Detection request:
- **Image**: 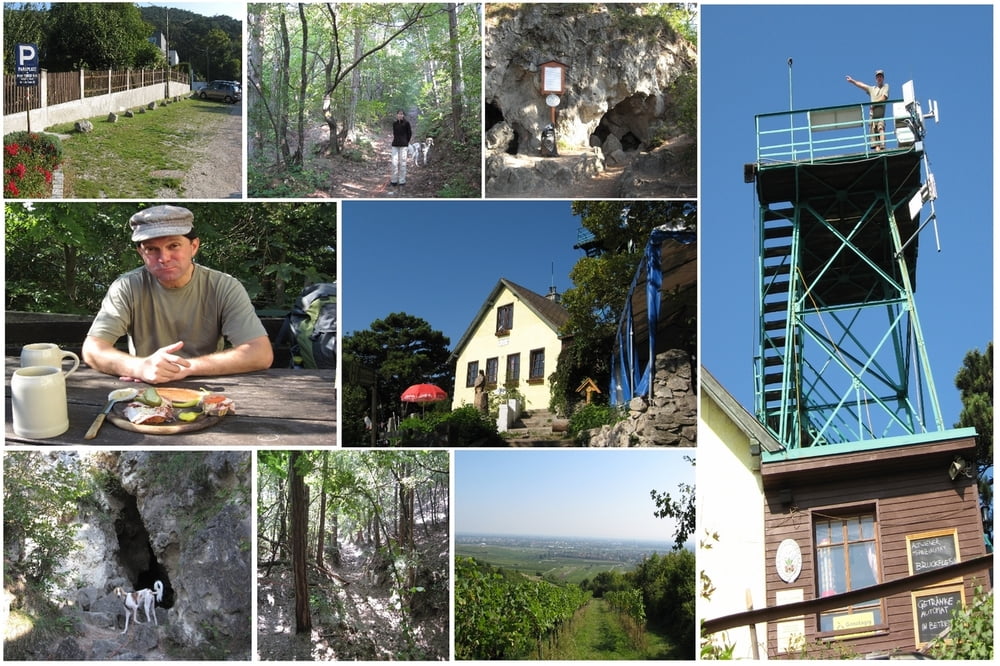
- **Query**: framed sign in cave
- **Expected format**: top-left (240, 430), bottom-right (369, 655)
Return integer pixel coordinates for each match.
top-left (539, 60), bottom-right (568, 94)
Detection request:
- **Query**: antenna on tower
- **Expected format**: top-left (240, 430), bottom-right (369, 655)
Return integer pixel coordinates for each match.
top-left (787, 57), bottom-right (794, 111)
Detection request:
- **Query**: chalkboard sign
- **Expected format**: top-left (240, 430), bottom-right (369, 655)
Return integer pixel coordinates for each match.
top-left (906, 529), bottom-right (959, 575)
top-left (911, 586), bottom-right (964, 646)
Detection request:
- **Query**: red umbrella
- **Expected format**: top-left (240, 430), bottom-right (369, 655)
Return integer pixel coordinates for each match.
top-left (400, 383), bottom-right (448, 403)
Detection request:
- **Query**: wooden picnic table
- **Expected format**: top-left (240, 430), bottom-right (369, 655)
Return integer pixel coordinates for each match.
top-left (5, 357), bottom-right (336, 446)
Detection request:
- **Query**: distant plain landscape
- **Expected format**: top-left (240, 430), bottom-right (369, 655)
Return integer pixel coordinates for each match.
top-left (455, 534), bottom-right (676, 584)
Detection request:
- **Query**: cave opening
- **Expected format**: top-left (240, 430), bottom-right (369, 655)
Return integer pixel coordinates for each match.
top-left (596, 93), bottom-right (658, 153)
top-left (115, 489), bottom-right (174, 609)
top-left (485, 101), bottom-right (519, 154)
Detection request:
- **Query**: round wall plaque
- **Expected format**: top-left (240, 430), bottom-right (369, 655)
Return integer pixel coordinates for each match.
top-left (545, 93), bottom-right (561, 108)
top-left (776, 538), bottom-right (802, 583)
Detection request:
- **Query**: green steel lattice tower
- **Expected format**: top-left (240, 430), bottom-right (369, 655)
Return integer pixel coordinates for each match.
top-left (747, 85), bottom-right (944, 451)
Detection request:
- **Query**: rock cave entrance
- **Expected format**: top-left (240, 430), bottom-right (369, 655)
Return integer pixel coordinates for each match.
top-left (594, 93), bottom-right (659, 154)
top-left (485, 101), bottom-right (519, 154)
top-left (115, 489), bottom-right (174, 608)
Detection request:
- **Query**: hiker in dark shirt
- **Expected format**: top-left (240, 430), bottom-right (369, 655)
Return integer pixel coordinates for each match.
top-left (390, 109), bottom-right (412, 186)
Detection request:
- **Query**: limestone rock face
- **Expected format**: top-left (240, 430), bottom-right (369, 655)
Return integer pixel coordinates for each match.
top-left (41, 451), bottom-right (251, 659)
top-left (117, 451), bottom-right (251, 654)
top-left (485, 4), bottom-right (695, 155)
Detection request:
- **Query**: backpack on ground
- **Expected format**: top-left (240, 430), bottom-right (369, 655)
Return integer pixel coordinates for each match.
top-left (278, 282), bottom-right (337, 369)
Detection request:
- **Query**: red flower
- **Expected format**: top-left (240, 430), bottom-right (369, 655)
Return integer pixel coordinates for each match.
top-left (11, 163), bottom-right (27, 179)
top-left (5, 181), bottom-right (20, 196)
top-left (4, 144), bottom-right (19, 156)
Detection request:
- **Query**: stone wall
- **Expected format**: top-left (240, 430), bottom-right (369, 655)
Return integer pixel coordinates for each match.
top-left (586, 349), bottom-right (697, 447)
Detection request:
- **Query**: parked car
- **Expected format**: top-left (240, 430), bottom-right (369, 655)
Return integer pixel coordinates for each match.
top-left (199, 81), bottom-right (241, 104)
top-left (209, 79), bottom-right (242, 92)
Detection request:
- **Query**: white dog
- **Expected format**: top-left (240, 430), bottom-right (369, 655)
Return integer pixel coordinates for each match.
top-left (408, 137), bottom-right (434, 166)
top-left (116, 580), bottom-right (164, 634)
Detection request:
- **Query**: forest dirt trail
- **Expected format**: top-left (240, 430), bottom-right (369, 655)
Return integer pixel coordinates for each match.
top-left (257, 526), bottom-right (449, 661)
top-left (299, 125), bottom-right (475, 199)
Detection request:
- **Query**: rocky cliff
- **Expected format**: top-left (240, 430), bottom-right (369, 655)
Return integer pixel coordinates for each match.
top-left (485, 4), bottom-right (696, 196)
top-left (49, 451), bottom-right (252, 660)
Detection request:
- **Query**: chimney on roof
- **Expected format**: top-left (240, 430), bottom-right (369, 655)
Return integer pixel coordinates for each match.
top-left (546, 285), bottom-right (561, 303)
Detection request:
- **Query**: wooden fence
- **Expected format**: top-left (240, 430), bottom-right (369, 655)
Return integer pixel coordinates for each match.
top-left (3, 67), bottom-right (189, 116)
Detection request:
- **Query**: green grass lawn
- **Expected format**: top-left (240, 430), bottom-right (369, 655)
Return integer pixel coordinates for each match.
top-left (541, 599), bottom-right (676, 660)
top-left (47, 97), bottom-right (235, 198)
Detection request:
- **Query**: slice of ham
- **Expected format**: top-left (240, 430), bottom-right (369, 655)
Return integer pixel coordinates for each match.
top-left (123, 401), bottom-right (176, 425)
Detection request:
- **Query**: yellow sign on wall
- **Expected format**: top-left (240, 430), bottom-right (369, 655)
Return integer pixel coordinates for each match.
top-left (832, 611), bottom-right (877, 639)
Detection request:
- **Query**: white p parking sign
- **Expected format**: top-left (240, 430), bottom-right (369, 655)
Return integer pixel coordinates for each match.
top-left (16, 43), bottom-right (39, 87)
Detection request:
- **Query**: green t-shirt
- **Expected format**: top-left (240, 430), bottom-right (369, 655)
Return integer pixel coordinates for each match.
top-left (87, 264), bottom-right (267, 358)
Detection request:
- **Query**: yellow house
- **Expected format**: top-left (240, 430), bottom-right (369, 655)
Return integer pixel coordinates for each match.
top-left (450, 278), bottom-right (569, 412)
top-left (699, 367), bottom-right (774, 659)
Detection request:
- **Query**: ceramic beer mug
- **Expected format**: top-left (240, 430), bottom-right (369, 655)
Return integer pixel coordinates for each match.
top-left (11, 366), bottom-right (71, 439)
top-left (20, 343), bottom-right (80, 377)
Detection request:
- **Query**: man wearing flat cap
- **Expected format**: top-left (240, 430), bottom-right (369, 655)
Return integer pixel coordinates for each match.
top-left (82, 205), bottom-right (274, 384)
top-left (846, 69), bottom-right (889, 151)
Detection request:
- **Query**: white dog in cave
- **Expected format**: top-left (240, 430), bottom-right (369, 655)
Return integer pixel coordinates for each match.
top-left (116, 580), bottom-right (164, 634)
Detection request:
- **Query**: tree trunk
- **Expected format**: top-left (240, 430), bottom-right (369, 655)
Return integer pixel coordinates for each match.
top-left (276, 7), bottom-right (292, 165)
top-left (293, 2), bottom-right (309, 166)
top-left (315, 450), bottom-right (328, 568)
top-left (331, 512), bottom-right (341, 566)
top-left (448, 3), bottom-right (465, 142)
top-left (347, 22), bottom-right (363, 139)
top-left (289, 451), bottom-right (312, 633)
top-left (247, 7), bottom-right (264, 159)
top-left (277, 474), bottom-right (288, 560)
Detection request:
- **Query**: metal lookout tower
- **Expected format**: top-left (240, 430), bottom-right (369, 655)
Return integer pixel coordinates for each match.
top-left (745, 80), bottom-right (944, 452)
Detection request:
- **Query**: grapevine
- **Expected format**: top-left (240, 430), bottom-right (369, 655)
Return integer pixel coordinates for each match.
top-left (455, 557), bottom-right (591, 659)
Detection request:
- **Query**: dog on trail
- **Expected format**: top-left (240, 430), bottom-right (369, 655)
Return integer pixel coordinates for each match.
top-left (408, 137), bottom-right (434, 166)
top-left (116, 580), bottom-right (164, 634)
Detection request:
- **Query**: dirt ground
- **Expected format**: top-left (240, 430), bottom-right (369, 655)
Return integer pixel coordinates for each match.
top-left (261, 123), bottom-right (480, 199)
top-left (257, 526), bottom-right (449, 661)
top-left (176, 101), bottom-right (243, 199)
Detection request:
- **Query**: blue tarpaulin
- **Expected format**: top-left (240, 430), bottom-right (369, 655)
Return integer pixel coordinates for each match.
top-left (610, 227), bottom-right (695, 405)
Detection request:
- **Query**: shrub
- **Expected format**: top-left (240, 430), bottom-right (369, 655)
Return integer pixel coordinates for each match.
top-left (3, 131), bottom-right (64, 198)
top-left (567, 403), bottom-right (623, 442)
top-left (928, 584), bottom-right (993, 660)
top-left (396, 405), bottom-right (500, 446)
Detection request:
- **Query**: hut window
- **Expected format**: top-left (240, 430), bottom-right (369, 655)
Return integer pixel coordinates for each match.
top-left (814, 510), bottom-right (884, 633)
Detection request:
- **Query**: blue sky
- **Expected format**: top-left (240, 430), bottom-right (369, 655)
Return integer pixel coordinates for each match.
top-left (341, 201), bottom-right (589, 349)
top-left (700, 4), bottom-right (993, 429)
top-left (455, 449), bottom-right (695, 543)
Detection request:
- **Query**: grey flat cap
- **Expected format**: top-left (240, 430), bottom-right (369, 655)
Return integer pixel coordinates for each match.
top-left (130, 205), bottom-right (194, 242)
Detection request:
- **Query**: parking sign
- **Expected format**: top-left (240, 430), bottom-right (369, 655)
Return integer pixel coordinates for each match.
top-left (16, 43), bottom-right (39, 87)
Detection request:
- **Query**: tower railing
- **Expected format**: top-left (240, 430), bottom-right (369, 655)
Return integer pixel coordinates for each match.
top-left (755, 98), bottom-right (909, 165)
